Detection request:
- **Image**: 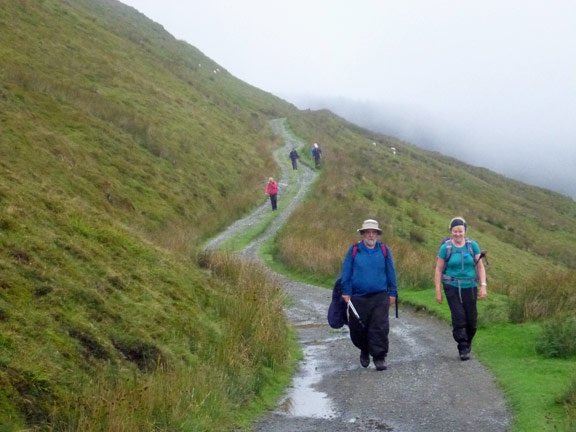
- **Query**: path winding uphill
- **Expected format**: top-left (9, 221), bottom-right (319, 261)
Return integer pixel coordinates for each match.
top-left (204, 118), bottom-right (314, 254)
top-left (208, 119), bottom-right (511, 432)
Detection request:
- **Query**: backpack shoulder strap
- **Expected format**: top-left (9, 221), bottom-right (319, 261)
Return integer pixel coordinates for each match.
top-left (352, 241), bottom-right (360, 259)
top-left (380, 243), bottom-right (387, 258)
top-left (444, 239), bottom-right (453, 260)
top-left (465, 238), bottom-right (474, 256)
top-left (442, 239), bottom-right (452, 275)
top-left (352, 241), bottom-right (388, 259)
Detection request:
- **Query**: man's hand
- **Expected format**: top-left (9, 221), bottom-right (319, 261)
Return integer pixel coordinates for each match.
top-left (342, 295), bottom-right (350, 303)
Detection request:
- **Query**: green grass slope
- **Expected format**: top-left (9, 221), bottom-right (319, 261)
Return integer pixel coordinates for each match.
top-left (0, 0), bottom-right (298, 429)
top-left (275, 110), bottom-right (576, 430)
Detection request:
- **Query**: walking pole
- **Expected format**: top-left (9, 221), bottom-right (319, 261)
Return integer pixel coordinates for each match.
top-left (474, 250), bottom-right (488, 266)
top-left (347, 300), bottom-right (366, 328)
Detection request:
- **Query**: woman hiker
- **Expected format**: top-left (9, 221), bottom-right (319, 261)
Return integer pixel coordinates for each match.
top-left (264, 177), bottom-right (278, 210)
top-left (434, 216), bottom-right (487, 360)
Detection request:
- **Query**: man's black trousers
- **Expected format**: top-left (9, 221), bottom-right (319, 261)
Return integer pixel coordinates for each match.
top-left (348, 291), bottom-right (390, 360)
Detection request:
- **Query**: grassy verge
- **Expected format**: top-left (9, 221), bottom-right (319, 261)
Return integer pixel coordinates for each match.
top-left (177, 252), bottom-right (302, 431)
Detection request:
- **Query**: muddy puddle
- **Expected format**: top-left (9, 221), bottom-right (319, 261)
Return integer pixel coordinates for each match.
top-left (277, 345), bottom-right (337, 419)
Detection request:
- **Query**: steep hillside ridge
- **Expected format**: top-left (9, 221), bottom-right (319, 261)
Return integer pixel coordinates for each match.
top-left (0, 0), bottom-right (296, 429)
top-left (0, 0), bottom-right (294, 246)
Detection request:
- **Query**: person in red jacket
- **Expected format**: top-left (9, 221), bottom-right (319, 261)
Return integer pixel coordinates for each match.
top-left (265, 177), bottom-right (278, 210)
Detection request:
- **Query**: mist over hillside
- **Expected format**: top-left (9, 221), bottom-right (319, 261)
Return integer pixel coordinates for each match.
top-left (286, 95), bottom-right (576, 200)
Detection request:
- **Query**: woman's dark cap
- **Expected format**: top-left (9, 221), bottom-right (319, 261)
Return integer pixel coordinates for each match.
top-left (449, 217), bottom-right (467, 231)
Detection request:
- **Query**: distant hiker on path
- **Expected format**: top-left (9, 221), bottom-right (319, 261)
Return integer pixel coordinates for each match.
top-left (264, 177), bottom-right (278, 211)
top-left (434, 216), bottom-right (487, 361)
top-left (311, 142), bottom-right (322, 168)
top-left (340, 219), bottom-right (398, 371)
top-left (289, 148), bottom-right (300, 170)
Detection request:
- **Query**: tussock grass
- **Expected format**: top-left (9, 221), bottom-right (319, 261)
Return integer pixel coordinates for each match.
top-left (536, 316), bottom-right (576, 358)
top-left (388, 239), bottom-right (433, 290)
top-left (559, 378), bottom-right (576, 427)
top-left (2, 251), bottom-right (294, 431)
top-left (509, 269), bottom-right (576, 323)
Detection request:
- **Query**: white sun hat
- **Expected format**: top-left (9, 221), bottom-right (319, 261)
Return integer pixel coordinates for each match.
top-left (357, 219), bottom-right (382, 234)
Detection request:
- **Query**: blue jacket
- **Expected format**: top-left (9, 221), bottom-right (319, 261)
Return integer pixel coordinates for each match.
top-left (341, 241), bottom-right (397, 298)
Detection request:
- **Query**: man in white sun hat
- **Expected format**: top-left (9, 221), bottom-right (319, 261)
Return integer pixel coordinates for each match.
top-left (340, 219), bottom-right (398, 371)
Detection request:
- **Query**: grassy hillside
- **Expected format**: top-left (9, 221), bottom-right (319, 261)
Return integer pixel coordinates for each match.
top-left (278, 110), bottom-right (576, 289)
top-left (0, 0), bottom-right (298, 429)
top-left (274, 110), bottom-right (576, 430)
top-left (1, 0), bottom-right (295, 246)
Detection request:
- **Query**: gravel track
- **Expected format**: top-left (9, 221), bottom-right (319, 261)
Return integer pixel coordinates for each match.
top-left (206, 119), bottom-right (511, 432)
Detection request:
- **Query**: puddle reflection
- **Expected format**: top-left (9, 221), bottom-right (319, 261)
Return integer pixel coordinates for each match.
top-left (278, 345), bottom-right (337, 418)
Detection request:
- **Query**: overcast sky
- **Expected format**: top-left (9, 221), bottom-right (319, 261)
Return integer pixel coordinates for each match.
top-left (121, 0), bottom-right (576, 199)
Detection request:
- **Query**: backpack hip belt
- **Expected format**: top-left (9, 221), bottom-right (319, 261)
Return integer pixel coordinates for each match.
top-left (442, 275), bottom-right (477, 303)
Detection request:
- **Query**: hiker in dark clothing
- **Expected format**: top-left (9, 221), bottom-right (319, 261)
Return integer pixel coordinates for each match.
top-left (264, 177), bottom-right (278, 210)
top-left (312, 142), bottom-right (322, 168)
top-left (341, 219), bottom-right (397, 371)
top-left (289, 148), bottom-right (299, 170)
top-left (434, 217), bottom-right (487, 361)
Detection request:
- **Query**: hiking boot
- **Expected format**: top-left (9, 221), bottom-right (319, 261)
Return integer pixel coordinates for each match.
top-left (459, 351), bottom-right (470, 361)
top-left (360, 351), bottom-right (370, 368)
top-left (374, 357), bottom-right (387, 371)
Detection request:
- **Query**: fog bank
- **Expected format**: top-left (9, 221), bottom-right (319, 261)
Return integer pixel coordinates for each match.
top-left (120, 0), bottom-right (576, 199)
top-left (286, 95), bottom-right (576, 199)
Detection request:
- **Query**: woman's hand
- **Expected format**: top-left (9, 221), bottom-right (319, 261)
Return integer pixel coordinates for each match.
top-left (434, 258), bottom-right (444, 304)
top-left (435, 290), bottom-right (443, 304)
top-left (479, 285), bottom-right (487, 298)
